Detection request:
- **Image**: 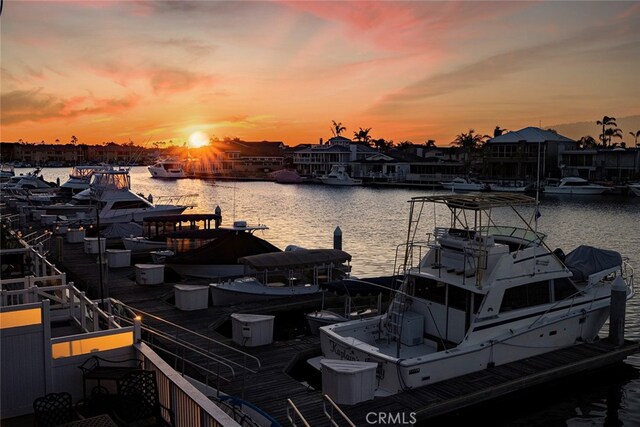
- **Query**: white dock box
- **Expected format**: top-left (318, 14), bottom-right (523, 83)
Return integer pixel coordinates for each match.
top-left (83, 237), bottom-right (106, 254)
top-left (320, 359), bottom-right (377, 405)
top-left (174, 285), bottom-right (209, 311)
top-left (135, 264), bottom-right (165, 285)
top-left (106, 249), bottom-right (131, 268)
top-left (230, 313), bottom-right (275, 347)
top-left (66, 228), bottom-right (86, 243)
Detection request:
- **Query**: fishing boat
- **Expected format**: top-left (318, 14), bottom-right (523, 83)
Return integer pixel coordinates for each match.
top-left (209, 248), bottom-right (352, 306)
top-left (543, 177), bottom-right (613, 195)
top-left (318, 193), bottom-right (634, 394)
top-left (319, 164), bottom-right (362, 186)
top-left (0, 163), bottom-right (15, 182)
top-left (440, 177), bottom-right (490, 192)
top-left (59, 165), bottom-right (108, 194)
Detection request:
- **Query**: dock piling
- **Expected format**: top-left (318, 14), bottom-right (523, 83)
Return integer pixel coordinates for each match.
top-left (334, 226), bottom-right (342, 250)
top-left (608, 276), bottom-right (627, 346)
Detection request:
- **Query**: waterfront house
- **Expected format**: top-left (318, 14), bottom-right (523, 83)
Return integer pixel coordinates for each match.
top-left (292, 136), bottom-right (379, 177)
top-left (559, 147), bottom-right (640, 182)
top-left (484, 127), bottom-right (578, 181)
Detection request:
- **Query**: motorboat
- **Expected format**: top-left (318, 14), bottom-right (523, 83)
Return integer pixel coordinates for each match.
top-left (165, 226), bottom-right (279, 279)
top-left (60, 165), bottom-right (108, 194)
top-left (1, 167), bottom-right (57, 192)
top-left (209, 248), bottom-right (352, 306)
top-left (489, 181), bottom-right (535, 193)
top-left (319, 164), bottom-right (363, 186)
top-left (318, 193), bottom-right (634, 395)
top-left (42, 168), bottom-right (197, 224)
top-left (543, 177), bottom-right (612, 195)
top-left (269, 168), bottom-right (303, 184)
top-left (0, 164), bottom-right (15, 182)
top-left (148, 157), bottom-right (188, 179)
top-left (440, 177), bottom-right (490, 192)
top-left (628, 182), bottom-right (640, 196)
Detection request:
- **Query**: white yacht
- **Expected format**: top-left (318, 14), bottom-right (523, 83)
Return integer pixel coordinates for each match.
top-left (0, 167), bottom-right (57, 192)
top-left (43, 168), bottom-right (197, 224)
top-left (440, 177), bottom-right (491, 192)
top-left (148, 157), bottom-right (188, 179)
top-left (0, 163), bottom-right (15, 182)
top-left (60, 165), bottom-right (108, 194)
top-left (319, 193), bottom-right (634, 395)
top-left (319, 164), bottom-right (363, 186)
top-left (543, 177), bottom-right (612, 195)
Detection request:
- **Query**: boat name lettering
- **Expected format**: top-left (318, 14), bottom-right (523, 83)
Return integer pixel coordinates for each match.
top-left (329, 339), bottom-right (359, 361)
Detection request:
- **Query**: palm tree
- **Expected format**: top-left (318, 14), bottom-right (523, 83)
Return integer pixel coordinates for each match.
top-left (424, 139), bottom-right (437, 148)
top-left (603, 127), bottom-right (623, 146)
top-left (452, 129), bottom-right (489, 173)
top-left (331, 120), bottom-right (346, 137)
top-left (353, 127), bottom-right (372, 146)
top-left (493, 126), bottom-right (507, 137)
top-left (70, 135), bottom-right (78, 145)
top-left (629, 130), bottom-right (640, 146)
top-left (596, 116), bottom-right (617, 147)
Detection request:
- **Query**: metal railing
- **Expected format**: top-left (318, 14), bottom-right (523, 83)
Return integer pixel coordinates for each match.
top-left (286, 398), bottom-right (311, 427)
top-left (323, 395), bottom-right (356, 427)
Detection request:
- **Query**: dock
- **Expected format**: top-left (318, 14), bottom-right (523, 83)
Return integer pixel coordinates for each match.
top-left (6, 218), bottom-right (639, 426)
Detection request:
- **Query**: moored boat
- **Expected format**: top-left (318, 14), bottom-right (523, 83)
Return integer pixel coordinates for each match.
top-left (440, 177), bottom-right (490, 192)
top-left (318, 193), bottom-right (634, 395)
top-left (319, 164), bottom-right (362, 186)
top-left (543, 177), bottom-right (613, 195)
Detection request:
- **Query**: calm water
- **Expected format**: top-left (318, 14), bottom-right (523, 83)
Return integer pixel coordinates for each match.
top-left (37, 167), bottom-right (640, 426)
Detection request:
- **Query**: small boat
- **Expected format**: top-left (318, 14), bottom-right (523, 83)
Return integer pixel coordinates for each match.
top-left (1, 167), bottom-right (57, 192)
top-left (319, 164), bottom-right (362, 186)
top-left (319, 193), bottom-right (634, 395)
top-left (209, 248), bottom-right (352, 306)
top-left (543, 177), bottom-right (612, 195)
top-left (489, 181), bottom-right (534, 193)
top-left (0, 164), bottom-right (15, 182)
top-left (628, 182), bottom-right (640, 196)
top-left (440, 177), bottom-right (490, 192)
top-left (148, 157), bottom-right (188, 179)
top-left (269, 169), bottom-right (303, 184)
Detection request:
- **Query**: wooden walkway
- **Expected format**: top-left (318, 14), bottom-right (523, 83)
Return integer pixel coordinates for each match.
top-left (43, 229), bottom-right (639, 426)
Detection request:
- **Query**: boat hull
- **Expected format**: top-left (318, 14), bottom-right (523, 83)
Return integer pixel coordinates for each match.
top-left (210, 279), bottom-right (322, 306)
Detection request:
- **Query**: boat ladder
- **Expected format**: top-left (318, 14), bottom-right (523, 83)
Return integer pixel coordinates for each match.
top-left (385, 279), bottom-right (409, 349)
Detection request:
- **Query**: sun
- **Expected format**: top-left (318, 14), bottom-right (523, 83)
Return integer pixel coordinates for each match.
top-left (188, 131), bottom-right (209, 148)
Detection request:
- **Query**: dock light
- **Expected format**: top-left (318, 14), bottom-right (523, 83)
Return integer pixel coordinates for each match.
top-left (135, 315), bottom-right (142, 321)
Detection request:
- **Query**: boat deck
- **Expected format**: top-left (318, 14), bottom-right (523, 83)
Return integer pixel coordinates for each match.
top-left (37, 226), bottom-right (640, 426)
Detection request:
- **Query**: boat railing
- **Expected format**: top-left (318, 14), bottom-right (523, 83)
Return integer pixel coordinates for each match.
top-left (322, 394), bottom-right (356, 427)
top-left (286, 398), bottom-right (311, 427)
top-left (479, 226), bottom-right (546, 246)
top-left (154, 193), bottom-right (199, 207)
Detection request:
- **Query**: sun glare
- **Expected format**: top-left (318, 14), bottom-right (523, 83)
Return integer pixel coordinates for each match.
top-left (188, 131), bottom-right (209, 148)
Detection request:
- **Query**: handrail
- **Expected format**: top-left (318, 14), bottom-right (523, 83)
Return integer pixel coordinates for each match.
top-left (286, 399), bottom-right (311, 427)
top-left (112, 303), bottom-right (261, 372)
top-left (322, 395), bottom-right (356, 427)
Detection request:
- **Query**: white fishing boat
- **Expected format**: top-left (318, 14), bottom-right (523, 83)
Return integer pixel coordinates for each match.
top-left (43, 168), bottom-right (197, 224)
top-left (60, 165), bottom-right (108, 194)
top-left (543, 177), bottom-right (612, 195)
top-left (318, 193), bottom-right (634, 395)
top-left (0, 163), bottom-right (15, 182)
top-left (148, 157), bottom-right (188, 179)
top-left (319, 164), bottom-right (362, 186)
top-left (209, 249), bottom-right (352, 306)
top-left (440, 177), bottom-right (490, 192)
top-left (0, 167), bottom-right (57, 192)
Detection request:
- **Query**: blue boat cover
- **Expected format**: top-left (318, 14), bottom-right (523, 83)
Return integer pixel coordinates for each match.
top-left (564, 245), bottom-right (622, 281)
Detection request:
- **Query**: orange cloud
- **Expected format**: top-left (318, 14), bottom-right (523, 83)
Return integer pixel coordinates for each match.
top-left (1, 89), bottom-right (139, 125)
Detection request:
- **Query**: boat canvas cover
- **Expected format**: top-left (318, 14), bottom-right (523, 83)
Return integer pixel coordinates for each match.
top-left (564, 245), bottom-right (622, 281)
top-left (102, 222), bottom-right (144, 238)
top-left (239, 249), bottom-right (351, 270)
top-left (167, 231), bottom-right (281, 265)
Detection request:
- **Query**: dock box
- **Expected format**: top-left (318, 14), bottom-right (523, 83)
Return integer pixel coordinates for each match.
top-left (66, 228), bottom-right (86, 243)
top-left (174, 285), bottom-right (209, 311)
top-left (320, 359), bottom-right (377, 405)
top-left (230, 313), bottom-right (275, 347)
top-left (106, 249), bottom-right (131, 268)
top-left (135, 264), bottom-right (164, 285)
top-left (83, 237), bottom-right (106, 254)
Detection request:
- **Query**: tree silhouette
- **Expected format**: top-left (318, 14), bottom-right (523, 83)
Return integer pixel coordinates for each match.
top-left (578, 136), bottom-right (597, 149)
top-left (629, 130), bottom-right (640, 146)
top-left (424, 139), bottom-right (437, 148)
top-left (596, 116), bottom-right (618, 147)
top-left (331, 120), bottom-right (346, 137)
top-left (70, 135), bottom-right (78, 146)
top-left (493, 126), bottom-right (507, 137)
top-left (353, 127), bottom-right (372, 146)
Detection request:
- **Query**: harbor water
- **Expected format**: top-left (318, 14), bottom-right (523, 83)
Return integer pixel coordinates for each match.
top-left (36, 166), bottom-right (640, 426)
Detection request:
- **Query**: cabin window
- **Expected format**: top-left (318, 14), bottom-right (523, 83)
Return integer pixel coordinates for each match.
top-left (473, 293), bottom-right (484, 314)
top-left (554, 277), bottom-right (578, 301)
top-left (111, 200), bottom-right (151, 210)
top-left (500, 281), bottom-right (551, 312)
top-left (413, 277), bottom-right (446, 304)
top-left (448, 286), bottom-right (469, 311)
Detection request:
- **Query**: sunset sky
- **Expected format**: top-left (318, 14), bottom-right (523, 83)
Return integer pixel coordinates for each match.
top-left (2, 1), bottom-right (639, 148)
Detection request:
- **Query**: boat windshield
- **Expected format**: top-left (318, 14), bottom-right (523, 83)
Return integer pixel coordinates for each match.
top-left (91, 172), bottom-right (130, 190)
top-left (70, 166), bottom-right (102, 179)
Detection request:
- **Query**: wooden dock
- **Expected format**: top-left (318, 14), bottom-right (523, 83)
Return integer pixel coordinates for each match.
top-left (41, 228), bottom-right (639, 426)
